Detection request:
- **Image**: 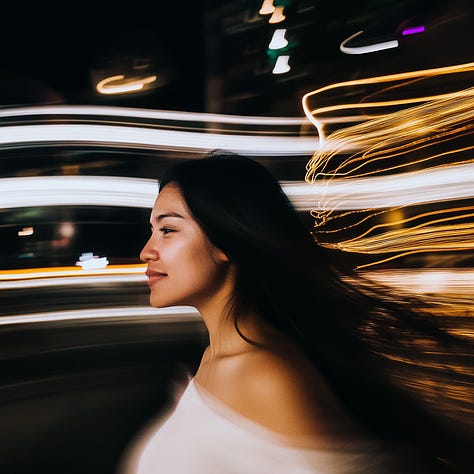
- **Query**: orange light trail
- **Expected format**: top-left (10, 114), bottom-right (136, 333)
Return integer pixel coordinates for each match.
top-left (302, 63), bottom-right (474, 269)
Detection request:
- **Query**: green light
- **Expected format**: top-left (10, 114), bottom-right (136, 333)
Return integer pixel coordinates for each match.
top-left (273, 0), bottom-right (292, 6)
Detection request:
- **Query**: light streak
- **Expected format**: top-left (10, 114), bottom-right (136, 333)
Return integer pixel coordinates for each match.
top-left (348, 269), bottom-right (474, 421)
top-left (0, 306), bottom-right (200, 326)
top-left (0, 264), bottom-right (146, 281)
top-left (2, 264), bottom-right (471, 295)
top-left (358, 268), bottom-right (474, 296)
top-left (0, 176), bottom-right (158, 209)
top-left (346, 268), bottom-right (474, 319)
top-left (0, 273), bottom-right (146, 290)
top-left (302, 62), bottom-right (474, 141)
top-left (0, 123), bottom-right (319, 156)
top-left (3, 266), bottom-right (473, 324)
top-left (96, 74), bottom-right (157, 95)
top-left (0, 105), bottom-right (310, 126)
top-left (1, 265), bottom-right (471, 309)
top-left (302, 63), bottom-right (474, 268)
top-left (331, 210), bottom-right (474, 270)
top-left (2, 164), bottom-right (474, 211)
top-left (402, 26), bottom-right (425, 35)
top-left (340, 30), bottom-right (399, 55)
top-left (293, 162), bottom-right (474, 210)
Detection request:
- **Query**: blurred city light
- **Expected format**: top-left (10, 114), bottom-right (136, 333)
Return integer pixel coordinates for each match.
top-left (18, 227), bottom-right (34, 237)
top-left (302, 62), bottom-right (474, 269)
top-left (272, 55), bottom-right (290, 74)
top-left (268, 5), bottom-right (285, 24)
top-left (258, 0), bottom-right (275, 15)
top-left (0, 105), bottom-right (309, 125)
top-left (268, 29), bottom-right (288, 50)
top-left (340, 30), bottom-right (399, 55)
top-left (0, 306), bottom-right (200, 326)
top-left (96, 74), bottom-right (158, 95)
top-left (402, 26), bottom-right (425, 35)
top-left (0, 123), bottom-right (317, 155)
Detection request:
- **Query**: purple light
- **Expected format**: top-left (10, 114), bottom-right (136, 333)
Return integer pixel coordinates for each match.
top-left (402, 26), bottom-right (425, 36)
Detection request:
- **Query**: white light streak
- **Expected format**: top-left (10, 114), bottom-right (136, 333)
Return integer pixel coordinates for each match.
top-left (0, 175), bottom-right (158, 209)
top-left (0, 306), bottom-right (201, 326)
top-left (2, 163), bottom-right (473, 211)
top-left (0, 105), bottom-right (310, 126)
top-left (0, 124), bottom-right (318, 156)
top-left (286, 162), bottom-right (474, 210)
top-left (360, 268), bottom-right (474, 295)
top-left (0, 273), bottom-right (146, 290)
top-left (340, 30), bottom-right (399, 55)
top-left (17, 263), bottom-right (470, 296)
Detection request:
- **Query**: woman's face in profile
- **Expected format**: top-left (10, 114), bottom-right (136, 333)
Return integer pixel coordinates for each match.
top-left (140, 184), bottom-right (230, 309)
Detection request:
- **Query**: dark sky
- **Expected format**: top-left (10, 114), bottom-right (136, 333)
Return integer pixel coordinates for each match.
top-left (0, 1), bottom-right (205, 109)
top-left (0, 0), bottom-right (472, 114)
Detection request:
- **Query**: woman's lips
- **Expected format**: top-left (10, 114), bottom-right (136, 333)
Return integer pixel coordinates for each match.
top-left (145, 271), bottom-right (167, 286)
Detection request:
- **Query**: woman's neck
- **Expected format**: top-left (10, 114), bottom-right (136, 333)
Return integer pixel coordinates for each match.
top-left (199, 303), bottom-right (284, 362)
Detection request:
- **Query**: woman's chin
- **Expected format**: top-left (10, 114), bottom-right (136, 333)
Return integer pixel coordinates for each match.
top-left (150, 299), bottom-right (168, 308)
top-left (149, 295), bottom-right (180, 308)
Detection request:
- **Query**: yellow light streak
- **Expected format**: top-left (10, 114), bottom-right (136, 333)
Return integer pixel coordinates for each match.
top-left (305, 92), bottom-right (474, 181)
top-left (302, 62), bottom-right (474, 141)
top-left (302, 63), bottom-right (474, 269)
top-left (343, 267), bottom-right (474, 425)
top-left (319, 207), bottom-right (474, 246)
top-left (0, 264), bottom-right (146, 281)
top-left (358, 268), bottom-right (474, 295)
top-left (96, 74), bottom-right (157, 95)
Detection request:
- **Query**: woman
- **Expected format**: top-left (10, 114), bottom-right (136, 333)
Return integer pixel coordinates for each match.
top-left (126, 151), bottom-right (471, 473)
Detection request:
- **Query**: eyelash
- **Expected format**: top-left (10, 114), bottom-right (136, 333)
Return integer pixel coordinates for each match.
top-left (159, 227), bottom-right (175, 235)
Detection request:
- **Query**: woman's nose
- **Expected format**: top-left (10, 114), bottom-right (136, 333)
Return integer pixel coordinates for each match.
top-left (140, 238), bottom-right (159, 263)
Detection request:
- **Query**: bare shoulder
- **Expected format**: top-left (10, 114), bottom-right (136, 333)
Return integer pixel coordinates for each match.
top-left (219, 344), bottom-right (358, 445)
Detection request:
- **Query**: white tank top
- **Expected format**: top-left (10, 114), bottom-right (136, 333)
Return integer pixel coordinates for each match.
top-left (128, 379), bottom-right (393, 474)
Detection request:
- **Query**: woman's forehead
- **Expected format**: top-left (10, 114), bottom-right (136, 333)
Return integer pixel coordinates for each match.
top-left (151, 185), bottom-right (190, 219)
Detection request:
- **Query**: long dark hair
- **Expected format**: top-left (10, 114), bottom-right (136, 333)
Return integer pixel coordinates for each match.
top-left (158, 150), bottom-right (473, 472)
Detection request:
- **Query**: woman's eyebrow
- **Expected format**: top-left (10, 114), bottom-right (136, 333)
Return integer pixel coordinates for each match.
top-left (155, 212), bottom-right (185, 222)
